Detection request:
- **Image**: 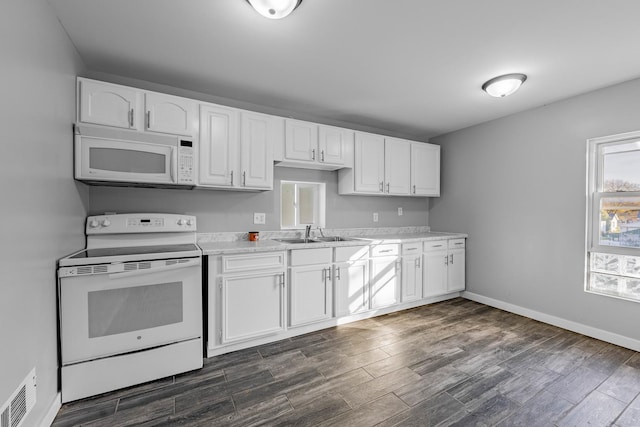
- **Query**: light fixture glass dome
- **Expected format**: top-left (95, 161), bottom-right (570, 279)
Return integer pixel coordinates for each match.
top-left (482, 73), bottom-right (527, 98)
top-left (247, 0), bottom-right (302, 19)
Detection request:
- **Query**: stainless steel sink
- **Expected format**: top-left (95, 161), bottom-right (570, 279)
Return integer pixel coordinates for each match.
top-left (314, 236), bottom-right (362, 242)
top-left (273, 238), bottom-right (320, 244)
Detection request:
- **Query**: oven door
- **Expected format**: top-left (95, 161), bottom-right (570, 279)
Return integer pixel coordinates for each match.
top-left (59, 257), bottom-right (202, 365)
top-left (75, 135), bottom-right (177, 185)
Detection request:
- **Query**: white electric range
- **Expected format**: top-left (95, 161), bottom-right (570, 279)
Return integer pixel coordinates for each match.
top-left (58, 213), bottom-right (203, 403)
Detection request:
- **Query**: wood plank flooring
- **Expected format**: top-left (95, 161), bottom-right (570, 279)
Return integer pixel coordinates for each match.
top-left (52, 298), bottom-right (640, 426)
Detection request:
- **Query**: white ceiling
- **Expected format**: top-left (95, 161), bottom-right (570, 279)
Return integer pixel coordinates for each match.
top-left (48, 0), bottom-right (640, 140)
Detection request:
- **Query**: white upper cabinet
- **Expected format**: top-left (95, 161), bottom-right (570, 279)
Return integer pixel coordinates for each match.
top-left (278, 119), bottom-right (353, 170)
top-left (318, 125), bottom-right (351, 166)
top-left (411, 142), bottom-right (440, 196)
top-left (284, 119), bottom-right (317, 162)
top-left (199, 104), bottom-right (279, 190)
top-left (353, 131), bottom-right (386, 194)
top-left (384, 138), bottom-right (411, 195)
top-left (240, 111), bottom-right (276, 189)
top-left (339, 132), bottom-right (440, 197)
top-left (78, 78), bottom-right (141, 130)
top-left (144, 92), bottom-right (198, 136)
top-left (199, 104), bottom-right (239, 187)
top-left (78, 78), bottom-right (197, 136)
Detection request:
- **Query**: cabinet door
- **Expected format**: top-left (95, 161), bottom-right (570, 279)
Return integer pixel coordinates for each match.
top-left (354, 132), bottom-right (385, 194)
top-left (78, 79), bottom-right (140, 130)
top-left (318, 125), bottom-right (351, 166)
top-left (370, 256), bottom-right (400, 309)
top-left (411, 143), bottom-right (440, 196)
top-left (240, 112), bottom-right (275, 189)
top-left (384, 138), bottom-right (411, 195)
top-left (144, 92), bottom-right (198, 136)
top-left (289, 265), bottom-right (332, 326)
top-left (401, 254), bottom-right (423, 302)
top-left (447, 248), bottom-right (466, 292)
top-left (221, 271), bottom-right (285, 344)
top-left (199, 104), bottom-right (238, 187)
top-left (334, 260), bottom-right (369, 316)
top-left (423, 249), bottom-right (448, 297)
top-left (285, 119), bottom-right (318, 162)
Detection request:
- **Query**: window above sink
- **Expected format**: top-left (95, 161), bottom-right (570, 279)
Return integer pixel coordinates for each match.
top-left (280, 180), bottom-right (326, 229)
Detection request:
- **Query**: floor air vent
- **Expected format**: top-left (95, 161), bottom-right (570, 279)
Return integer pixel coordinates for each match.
top-left (0, 368), bottom-right (36, 427)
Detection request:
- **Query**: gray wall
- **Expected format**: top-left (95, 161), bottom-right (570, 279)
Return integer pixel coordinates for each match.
top-left (0, 0), bottom-right (87, 424)
top-left (430, 78), bottom-right (640, 342)
top-left (90, 167), bottom-right (429, 232)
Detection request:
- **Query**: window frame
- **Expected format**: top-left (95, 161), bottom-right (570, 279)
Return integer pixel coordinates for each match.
top-left (586, 130), bottom-right (640, 302)
top-left (280, 180), bottom-right (326, 230)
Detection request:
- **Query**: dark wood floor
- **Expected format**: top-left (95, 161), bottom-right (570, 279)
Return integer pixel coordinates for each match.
top-left (53, 298), bottom-right (640, 426)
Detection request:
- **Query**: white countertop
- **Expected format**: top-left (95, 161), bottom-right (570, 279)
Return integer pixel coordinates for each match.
top-left (198, 231), bottom-right (467, 255)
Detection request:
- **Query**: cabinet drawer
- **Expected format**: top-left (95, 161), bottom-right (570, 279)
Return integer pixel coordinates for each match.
top-left (335, 245), bottom-right (369, 263)
top-left (423, 240), bottom-right (448, 251)
top-left (222, 251), bottom-right (285, 273)
top-left (290, 248), bottom-right (332, 266)
top-left (448, 238), bottom-right (466, 249)
top-left (371, 244), bottom-right (399, 257)
top-left (402, 243), bottom-right (421, 255)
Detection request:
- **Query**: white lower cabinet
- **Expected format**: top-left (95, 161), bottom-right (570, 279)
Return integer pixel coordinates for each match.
top-left (401, 243), bottom-right (423, 302)
top-left (423, 242), bottom-right (448, 297)
top-left (208, 251), bottom-right (286, 353)
top-left (423, 239), bottom-right (466, 297)
top-left (447, 240), bottom-right (466, 292)
top-left (207, 236), bottom-right (465, 357)
top-left (370, 244), bottom-right (400, 309)
top-left (289, 248), bottom-right (333, 327)
top-left (221, 271), bottom-right (285, 344)
top-left (334, 246), bottom-right (370, 316)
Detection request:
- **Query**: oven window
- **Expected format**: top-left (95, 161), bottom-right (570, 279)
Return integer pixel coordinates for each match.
top-left (88, 282), bottom-right (183, 338)
top-left (90, 147), bottom-right (166, 174)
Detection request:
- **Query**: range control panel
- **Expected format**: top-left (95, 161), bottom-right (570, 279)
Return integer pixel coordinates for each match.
top-left (86, 213), bottom-right (196, 234)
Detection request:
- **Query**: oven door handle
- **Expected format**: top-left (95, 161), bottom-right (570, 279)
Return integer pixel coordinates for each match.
top-left (108, 258), bottom-right (201, 280)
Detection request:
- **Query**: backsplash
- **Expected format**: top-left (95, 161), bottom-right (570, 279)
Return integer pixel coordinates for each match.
top-left (197, 226), bottom-right (431, 243)
top-left (89, 167), bottom-right (430, 232)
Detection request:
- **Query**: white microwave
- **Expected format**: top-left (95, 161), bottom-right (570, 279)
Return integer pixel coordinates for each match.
top-left (74, 124), bottom-right (196, 188)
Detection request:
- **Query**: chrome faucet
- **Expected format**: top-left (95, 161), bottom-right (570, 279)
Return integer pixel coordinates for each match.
top-left (305, 225), bottom-right (312, 240)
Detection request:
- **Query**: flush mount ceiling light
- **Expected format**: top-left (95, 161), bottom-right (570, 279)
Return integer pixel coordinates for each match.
top-left (482, 73), bottom-right (527, 98)
top-left (246, 0), bottom-right (302, 19)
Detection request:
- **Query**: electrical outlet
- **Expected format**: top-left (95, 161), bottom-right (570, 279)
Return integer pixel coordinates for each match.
top-left (398, 207), bottom-right (403, 216)
top-left (253, 213), bottom-right (266, 224)
top-left (373, 212), bottom-right (379, 222)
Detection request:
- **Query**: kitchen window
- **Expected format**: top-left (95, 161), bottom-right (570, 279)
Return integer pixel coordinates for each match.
top-left (586, 131), bottom-right (640, 302)
top-left (281, 180), bottom-right (326, 229)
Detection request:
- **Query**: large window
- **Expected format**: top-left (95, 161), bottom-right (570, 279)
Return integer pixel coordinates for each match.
top-left (280, 180), bottom-right (326, 229)
top-left (587, 132), bottom-right (640, 301)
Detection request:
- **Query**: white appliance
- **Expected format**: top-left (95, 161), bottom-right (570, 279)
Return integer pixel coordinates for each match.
top-left (58, 213), bottom-right (203, 403)
top-left (74, 124), bottom-right (196, 188)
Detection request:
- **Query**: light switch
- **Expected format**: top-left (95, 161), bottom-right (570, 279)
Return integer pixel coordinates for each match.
top-left (373, 212), bottom-right (378, 222)
top-left (398, 207), bottom-right (403, 216)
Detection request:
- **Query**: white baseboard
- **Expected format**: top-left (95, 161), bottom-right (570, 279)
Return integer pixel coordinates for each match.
top-left (463, 291), bottom-right (640, 352)
top-left (40, 393), bottom-right (61, 427)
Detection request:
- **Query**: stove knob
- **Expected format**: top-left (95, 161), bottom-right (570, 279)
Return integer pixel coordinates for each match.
top-left (101, 219), bottom-right (111, 227)
top-left (89, 219), bottom-right (99, 228)
top-left (177, 219), bottom-right (185, 226)
top-left (187, 219), bottom-right (194, 226)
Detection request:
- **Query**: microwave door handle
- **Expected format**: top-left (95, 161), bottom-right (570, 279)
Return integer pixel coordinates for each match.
top-left (170, 147), bottom-right (177, 183)
top-left (107, 258), bottom-right (200, 280)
